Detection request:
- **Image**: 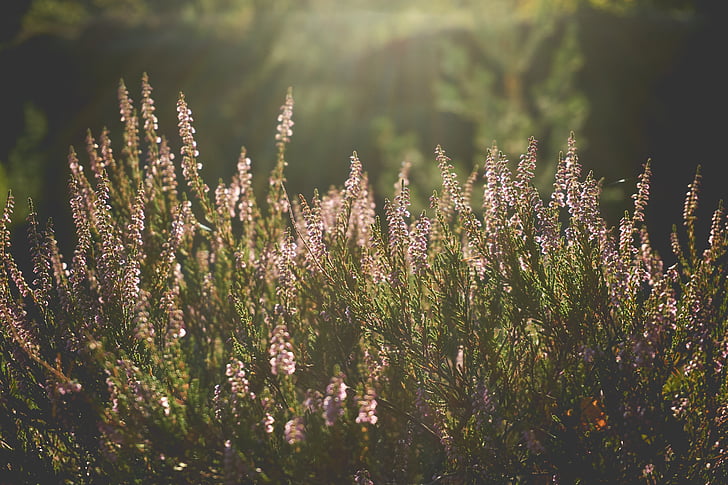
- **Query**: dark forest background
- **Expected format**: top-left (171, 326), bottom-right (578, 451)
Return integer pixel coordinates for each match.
top-left (1, 0), bottom-right (726, 261)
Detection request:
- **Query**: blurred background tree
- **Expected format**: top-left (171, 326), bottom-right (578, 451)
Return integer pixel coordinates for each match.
top-left (0, 0), bottom-right (724, 259)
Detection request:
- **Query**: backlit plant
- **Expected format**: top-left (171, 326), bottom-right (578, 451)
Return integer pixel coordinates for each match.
top-left (1, 75), bottom-right (726, 484)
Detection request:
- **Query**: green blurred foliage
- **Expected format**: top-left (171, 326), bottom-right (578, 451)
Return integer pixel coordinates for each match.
top-left (0, 103), bottom-right (47, 224)
top-left (0, 0), bottom-right (709, 240)
top-left (433, 4), bottom-right (588, 189)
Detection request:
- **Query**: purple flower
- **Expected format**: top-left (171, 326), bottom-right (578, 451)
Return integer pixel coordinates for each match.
top-left (284, 417), bottom-right (305, 444)
top-left (408, 214), bottom-right (431, 274)
top-left (323, 374), bottom-right (348, 426)
top-left (632, 161), bottom-right (651, 224)
top-left (303, 389), bottom-right (323, 412)
top-left (683, 169), bottom-right (701, 227)
top-left (262, 413), bottom-right (275, 434)
top-left (226, 359), bottom-right (250, 399)
top-left (275, 90), bottom-right (294, 146)
top-left (355, 386), bottom-right (378, 425)
top-left (269, 324), bottom-right (296, 376)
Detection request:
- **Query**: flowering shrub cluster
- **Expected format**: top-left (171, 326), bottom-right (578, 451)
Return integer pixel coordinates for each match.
top-left (1, 75), bottom-right (727, 484)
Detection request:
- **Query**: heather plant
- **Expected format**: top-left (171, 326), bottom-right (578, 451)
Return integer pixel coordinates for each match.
top-left (1, 75), bottom-right (727, 484)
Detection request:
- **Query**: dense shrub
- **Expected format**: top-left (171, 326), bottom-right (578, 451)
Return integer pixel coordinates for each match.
top-left (1, 75), bottom-right (727, 484)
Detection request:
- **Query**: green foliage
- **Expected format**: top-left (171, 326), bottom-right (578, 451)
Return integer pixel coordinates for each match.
top-left (4, 0), bottom-right (703, 233)
top-left (1, 77), bottom-right (727, 483)
top-left (0, 103), bottom-right (46, 224)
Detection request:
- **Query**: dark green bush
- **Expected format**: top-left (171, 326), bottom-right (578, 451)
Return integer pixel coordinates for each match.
top-left (1, 75), bottom-right (726, 483)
